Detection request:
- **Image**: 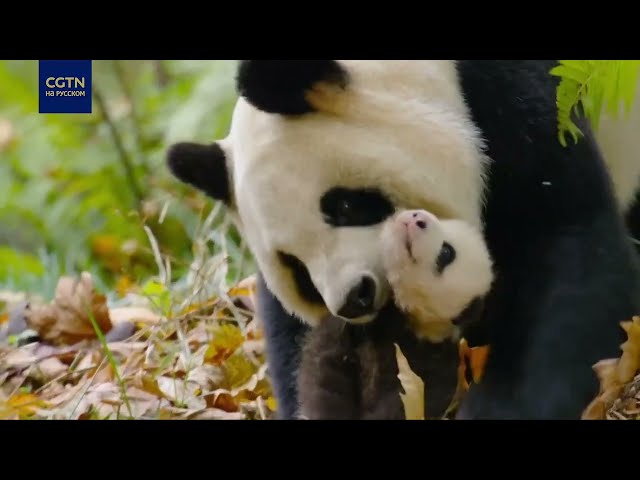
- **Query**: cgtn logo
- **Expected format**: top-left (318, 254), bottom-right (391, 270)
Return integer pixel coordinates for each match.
top-left (45, 76), bottom-right (87, 95)
top-left (39, 60), bottom-right (92, 113)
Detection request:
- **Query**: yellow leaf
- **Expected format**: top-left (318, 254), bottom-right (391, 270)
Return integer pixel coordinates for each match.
top-left (223, 352), bottom-right (258, 391)
top-left (395, 343), bottom-right (425, 420)
top-left (5, 393), bottom-right (48, 419)
top-left (205, 323), bottom-right (245, 365)
top-left (617, 317), bottom-right (640, 383)
top-left (266, 396), bottom-right (278, 412)
top-left (115, 275), bottom-right (138, 298)
top-left (227, 287), bottom-right (251, 297)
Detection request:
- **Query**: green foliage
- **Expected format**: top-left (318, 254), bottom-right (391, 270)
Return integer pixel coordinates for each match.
top-left (551, 60), bottom-right (640, 146)
top-left (0, 60), bottom-right (254, 297)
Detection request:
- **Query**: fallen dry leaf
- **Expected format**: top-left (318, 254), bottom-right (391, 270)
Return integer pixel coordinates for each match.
top-left (228, 274), bottom-right (258, 312)
top-left (205, 323), bottom-right (245, 366)
top-left (156, 376), bottom-right (206, 410)
top-left (25, 272), bottom-right (112, 346)
top-left (109, 307), bottom-right (161, 326)
top-left (0, 392), bottom-right (48, 420)
top-left (189, 408), bottom-right (245, 420)
top-left (33, 358), bottom-right (68, 382)
top-left (582, 317), bottom-right (640, 420)
top-left (395, 343), bottom-right (425, 420)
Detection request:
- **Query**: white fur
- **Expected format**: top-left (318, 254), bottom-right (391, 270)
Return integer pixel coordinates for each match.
top-left (595, 74), bottom-right (640, 213)
top-left (223, 61), bottom-right (488, 326)
top-left (380, 210), bottom-right (494, 342)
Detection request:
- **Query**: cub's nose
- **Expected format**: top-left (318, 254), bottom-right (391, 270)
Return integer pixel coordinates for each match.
top-left (337, 276), bottom-right (377, 320)
top-left (397, 210), bottom-right (431, 231)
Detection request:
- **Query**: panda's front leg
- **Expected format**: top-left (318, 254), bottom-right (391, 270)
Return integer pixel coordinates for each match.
top-left (255, 273), bottom-right (310, 420)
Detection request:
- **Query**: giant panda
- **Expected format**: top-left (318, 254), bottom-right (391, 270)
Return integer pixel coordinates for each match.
top-left (297, 208), bottom-right (495, 420)
top-left (167, 60), bottom-right (640, 419)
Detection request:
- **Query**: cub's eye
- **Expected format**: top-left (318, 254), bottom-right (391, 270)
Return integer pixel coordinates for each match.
top-left (320, 187), bottom-right (394, 227)
top-left (436, 242), bottom-right (456, 274)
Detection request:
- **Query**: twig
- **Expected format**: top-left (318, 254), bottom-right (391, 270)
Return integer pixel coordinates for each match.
top-left (92, 85), bottom-right (144, 205)
top-left (112, 61), bottom-right (149, 175)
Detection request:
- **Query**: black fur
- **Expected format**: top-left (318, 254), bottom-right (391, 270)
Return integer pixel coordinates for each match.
top-left (256, 60), bottom-right (640, 420)
top-left (624, 190), bottom-right (640, 255)
top-left (455, 60), bottom-right (640, 419)
top-left (236, 60), bottom-right (348, 115)
top-left (166, 142), bottom-right (231, 203)
top-left (255, 273), bottom-right (310, 420)
top-left (320, 187), bottom-right (395, 227)
top-left (298, 303), bottom-right (460, 420)
top-left (277, 251), bottom-right (325, 305)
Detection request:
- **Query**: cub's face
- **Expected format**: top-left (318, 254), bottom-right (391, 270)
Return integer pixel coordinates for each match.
top-left (380, 210), bottom-right (494, 335)
top-left (167, 60), bottom-right (489, 326)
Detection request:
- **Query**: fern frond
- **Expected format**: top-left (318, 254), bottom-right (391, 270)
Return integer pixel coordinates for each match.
top-left (551, 60), bottom-right (640, 147)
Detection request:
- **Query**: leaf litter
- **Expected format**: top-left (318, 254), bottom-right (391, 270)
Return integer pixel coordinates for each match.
top-left (0, 271), bottom-right (276, 420)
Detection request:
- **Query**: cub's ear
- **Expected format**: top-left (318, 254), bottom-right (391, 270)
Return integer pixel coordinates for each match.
top-left (166, 141), bottom-right (232, 204)
top-left (236, 60), bottom-right (349, 115)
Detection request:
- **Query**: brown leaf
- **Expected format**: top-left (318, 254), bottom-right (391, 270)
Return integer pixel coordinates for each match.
top-left (209, 392), bottom-right (239, 412)
top-left (25, 272), bottom-right (112, 345)
top-left (582, 317), bottom-right (640, 420)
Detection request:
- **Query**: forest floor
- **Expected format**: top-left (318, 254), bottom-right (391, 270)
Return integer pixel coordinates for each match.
top-left (0, 272), bottom-right (276, 420)
top-left (0, 271), bottom-right (639, 420)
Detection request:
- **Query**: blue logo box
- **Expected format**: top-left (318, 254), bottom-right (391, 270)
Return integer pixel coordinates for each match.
top-left (39, 60), bottom-right (92, 114)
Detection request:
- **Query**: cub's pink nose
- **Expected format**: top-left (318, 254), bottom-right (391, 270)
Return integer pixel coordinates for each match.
top-left (396, 210), bottom-right (431, 231)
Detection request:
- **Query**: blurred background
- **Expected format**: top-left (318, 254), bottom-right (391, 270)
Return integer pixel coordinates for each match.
top-left (0, 60), bottom-right (253, 302)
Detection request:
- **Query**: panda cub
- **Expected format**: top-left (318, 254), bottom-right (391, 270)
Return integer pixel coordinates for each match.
top-left (297, 209), bottom-right (494, 420)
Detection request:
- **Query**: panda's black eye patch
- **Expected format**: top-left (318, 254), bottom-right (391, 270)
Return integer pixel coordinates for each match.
top-left (277, 251), bottom-right (325, 306)
top-left (436, 242), bottom-right (456, 274)
top-left (320, 187), bottom-right (395, 227)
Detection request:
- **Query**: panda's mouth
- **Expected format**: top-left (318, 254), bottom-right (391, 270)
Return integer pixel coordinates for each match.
top-left (404, 235), bottom-right (418, 264)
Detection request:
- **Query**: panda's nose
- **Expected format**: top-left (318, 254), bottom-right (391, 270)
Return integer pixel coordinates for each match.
top-left (398, 210), bottom-right (430, 230)
top-left (337, 275), bottom-right (377, 320)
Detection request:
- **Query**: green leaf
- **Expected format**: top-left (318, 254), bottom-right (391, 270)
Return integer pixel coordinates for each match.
top-left (552, 60), bottom-right (640, 145)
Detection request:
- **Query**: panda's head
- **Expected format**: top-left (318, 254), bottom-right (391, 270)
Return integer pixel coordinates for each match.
top-left (167, 60), bottom-right (488, 326)
top-left (380, 209), bottom-right (494, 340)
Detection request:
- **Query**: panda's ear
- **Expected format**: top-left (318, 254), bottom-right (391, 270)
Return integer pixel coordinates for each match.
top-left (166, 141), bottom-right (233, 205)
top-left (236, 60), bottom-right (349, 115)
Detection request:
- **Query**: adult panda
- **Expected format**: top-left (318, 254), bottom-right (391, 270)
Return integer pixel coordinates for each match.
top-left (167, 60), bottom-right (640, 419)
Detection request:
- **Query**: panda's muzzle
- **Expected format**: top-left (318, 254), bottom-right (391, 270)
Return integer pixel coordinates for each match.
top-left (337, 275), bottom-right (378, 320)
